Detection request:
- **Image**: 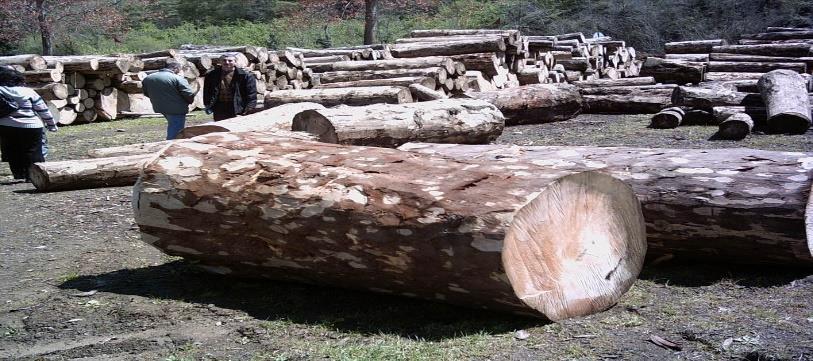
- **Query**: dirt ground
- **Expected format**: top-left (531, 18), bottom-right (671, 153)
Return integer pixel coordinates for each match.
top-left (0, 113), bottom-right (811, 361)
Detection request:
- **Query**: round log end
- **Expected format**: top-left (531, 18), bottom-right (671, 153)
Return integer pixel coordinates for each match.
top-left (176, 125), bottom-right (229, 139)
top-left (29, 164), bottom-right (51, 191)
top-left (649, 110), bottom-right (682, 129)
top-left (291, 110), bottom-right (339, 143)
top-left (502, 171), bottom-right (647, 321)
top-left (768, 113), bottom-right (811, 134)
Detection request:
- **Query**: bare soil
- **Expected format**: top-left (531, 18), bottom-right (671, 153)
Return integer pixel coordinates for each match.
top-left (0, 113), bottom-right (811, 360)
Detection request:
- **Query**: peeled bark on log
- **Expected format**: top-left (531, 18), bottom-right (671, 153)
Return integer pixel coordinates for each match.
top-left (758, 70), bottom-right (812, 134)
top-left (707, 61), bottom-right (806, 73)
top-left (264, 86), bottom-right (413, 108)
top-left (176, 102), bottom-right (325, 139)
top-left (0, 54), bottom-right (47, 70)
top-left (29, 154), bottom-right (153, 192)
top-left (469, 84), bottom-right (583, 125)
top-left (399, 142), bottom-right (813, 266)
top-left (391, 39), bottom-right (506, 58)
top-left (716, 113), bottom-right (754, 140)
top-left (664, 54), bottom-right (710, 62)
top-left (134, 133), bottom-right (646, 320)
top-left (649, 107), bottom-right (685, 129)
top-left (574, 77), bottom-right (656, 88)
top-left (31, 83), bottom-right (68, 100)
top-left (672, 86), bottom-right (763, 112)
top-left (317, 67), bottom-right (447, 84)
top-left (639, 57), bottom-right (704, 85)
top-left (317, 77), bottom-right (436, 90)
top-left (664, 40), bottom-right (726, 54)
top-left (291, 99), bottom-right (504, 147)
top-left (331, 57), bottom-right (456, 74)
top-left (95, 87), bottom-right (118, 120)
top-left (409, 83), bottom-right (448, 101)
top-left (711, 44), bottom-right (813, 57)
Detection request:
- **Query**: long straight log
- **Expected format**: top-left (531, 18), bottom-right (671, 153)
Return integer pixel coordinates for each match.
top-left (31, 83), bottom-right (69, 100)
top-left (290, 99), bottom-right (504, 147)
top-left (672, 86), bottom-right (763, 112)
top-left (711, 44), bottom-right (813, 57)
top-left (395, 35), bottom-right (504, 44)
top-left (316, 77), bottom-right (437, 90)
top-left (469, 84), bottom-right (583, 125)
top-left (177, 103), bottom-right (325, 139)
top-left (23, 69), bottom-right (61, 83)
top-left (264, 86), bottom-right (413, 108)
top-left (317, 67), bottom-right (447, 84)
top-left (30, 154), bottom-right (154, 192)
top-left (738, 39), bottom-right (813, 45)
top-left (43, 56), bottom-right (100, 72)
top-left (705, 72), bottom-right (766, 81)
top-left (0, 54), bottom-right (47, 70)
top-left (574, 77), bottom-right (656, 88)
top-left (664, 39), bottom-right (727, 54)
top-left (710, 53), bottom-right (813, 63)
top-left (331, 57), bottom-right (456, 74)
top-left (664, 54), bottom-right (710, 62)
top-left (758, 70), bottom-right (812, 134)
top-left (409, 84), bottom-right (448, 100)
top-left (134, 133), bottom-right (646, 320)
top-left (399, 142), bottom-right (813, 266)
top-left (742, 30), bottom-right (813, 41)
top-left (707, 61), bottom-right (806, 73)
top-left (391, 39), bottom-right (506, 58)
top-left (447, 53), bottom-right (502, 76)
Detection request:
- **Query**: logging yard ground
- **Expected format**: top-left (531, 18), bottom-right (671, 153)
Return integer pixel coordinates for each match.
top-left (1, 113), bottom-right (812, 361)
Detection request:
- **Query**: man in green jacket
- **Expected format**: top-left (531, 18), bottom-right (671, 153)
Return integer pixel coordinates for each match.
top-left (142, 61), bottom-right (196, 140)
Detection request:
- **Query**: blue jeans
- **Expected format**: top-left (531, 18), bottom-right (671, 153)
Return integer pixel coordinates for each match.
top-left (164, 114), bottom-right (186, 140)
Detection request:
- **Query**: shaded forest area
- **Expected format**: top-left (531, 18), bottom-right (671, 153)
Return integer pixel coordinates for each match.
top-left (1, 0), bottom-right (812, 56)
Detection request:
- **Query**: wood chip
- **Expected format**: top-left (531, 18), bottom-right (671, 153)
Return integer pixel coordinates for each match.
top-left (649, 334), bottom-right (682, 351)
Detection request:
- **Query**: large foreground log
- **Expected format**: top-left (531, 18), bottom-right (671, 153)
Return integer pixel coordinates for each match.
top-left (177, 102), bottom-right (325, 139)
top-left (290, 99), bottom-right (504, 147)
top-left (468, 84), bottom-right (583, 125)
top-left (264, 87), bottom-right (413, 108)
top-left (134, 133), bottom-right (646, 320)
top-left (30, 154), bottom-right (154, 192)
top-left (399, 143), bottom-right (813, 266)
top-left (758, 70), bottom-right (812, 134)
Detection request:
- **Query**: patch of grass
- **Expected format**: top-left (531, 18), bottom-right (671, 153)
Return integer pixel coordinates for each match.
top-left (57, 271), bottom-right (80, 283)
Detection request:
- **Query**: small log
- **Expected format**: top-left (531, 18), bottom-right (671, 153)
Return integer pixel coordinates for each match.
top-left (117, 80), bottom-right (143, 93)
top-left (29, 154), bottom-right (153, 192)
top-left (639, 57), bottom-right (704, 85)
top-left (264, 86), bottom-right (413, 108)
top-left (291, 99), bottom-right (504, 147)
top-left (398, 142), bottom-right (813, 266)
top-left (57, 108), bottom-right (78, 125)
top-left (469, 84), bottom-right (583, 125)
top-left (649, 107), bottom-right (685, 129)
top-left (716, 113), bottom-right (754, 140)
top-left (758, 70), bottom-right (812, 134)
top-left (0, 54), bottom-right (47, 70)
top-left (134, 133), bottom-right (646, 320)
top-left (23, 69), bottom-right (62, 83)
top-left (664, 39), bottom-right (726, 54)
top-left (31, 83), bottom-right (68, 100)
top-left (447, 53), bottom-right (502, 76)
top-left (177, 102), bottom-right (325, 139)
top-left (409, 84), bottom-right (448, 101)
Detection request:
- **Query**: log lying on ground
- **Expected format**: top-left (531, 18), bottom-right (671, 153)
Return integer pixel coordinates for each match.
top-left (704, 72), bottom-right (765, 81)
top-left (468, 84), bottom-right (583, 125)
top-left (134, 133), bottom-right (646, 320)
top-left (710, 53), bottom-right (813, 64)
top-left (291, 99), bottom-right (504, 147)
top-left (399, 142), bottom-right (813, 266)
top-left (176, 102), bottom-right (325, 139)
top-left (409, 84), bottom-right (448, 101)
top-left (331, 57), bottom-right (456, 73)
top-left (316, 76), bottom-right (436, 90)
top-left (0, 54), bottom-right (47, 70)
top-left (391, 38), bottom-right (506, 58)
top-left (711, 44), bottom-right (813, 57)
top-left (665, 39), bottom-right (726, 54)
top-left (649, 107), bottom-right (685, 129)
top-left (672, 86), bottom-right (763, 112)
top-left (758, 70), bottom-right (812, 134)
top-left (707, 61), bottom-right (807, 73)
top-left (264, 86), bottom-right (413, 108)
top-left (30, 154), bottom-right (154, 192)
top-left (639, 57), bottom-right (704, 85)
top-left (574, 77), bottom-right (656, 88)
top-left (580, 85), bottom-right (677, 114)
top-left (716, 113), bottom-right (754, 140)
top-left (317, 67), bottom-right (446, 84)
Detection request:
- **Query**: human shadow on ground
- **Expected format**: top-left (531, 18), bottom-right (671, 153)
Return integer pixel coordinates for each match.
top-left (640, 258), bottom-right (813, 287)
top-left (59, 260), bottom-right (541, 341)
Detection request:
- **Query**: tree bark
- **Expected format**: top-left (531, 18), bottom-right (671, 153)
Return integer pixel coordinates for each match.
top-left (398, 142), bottom-right (813, 266)
top-left (363, 0), bottom-right (379, 45)
top-left (664, 39), bottom-right (727, 54)
top-left (264, 86), bottom-right (413, 108)
top-left (177, 102), bottom-right (325, 139)
top-left (578, 85), bottom-right (676, 114)
top-left (704, 72), bottom-right (765, 81)
top-left (31, 83), bottom-right (68, 100)
top-left (88, 141), bottom-right (173, 158)
top-left (716, 113), bottom-right (754, 140)
top-left (664, 54), bottom-right (710, 62)
top-left (133, 134), bottom-right (646, 320)
top-left (468, 84), bottom-right (583, 125)
top-left (742, 30), bottom-right (813, 41)
top-left (639, 57), bottom-right (704, 85)
top-left (291, 99), bottom-right (504, 147)
top-left (758, 70), bottom-right (812, 134)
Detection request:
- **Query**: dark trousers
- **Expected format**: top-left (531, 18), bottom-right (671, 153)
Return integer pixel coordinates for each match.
top-left (0, 126), bottom-right (44, 180)
top-left (212, 101), bottom-right (236, 122)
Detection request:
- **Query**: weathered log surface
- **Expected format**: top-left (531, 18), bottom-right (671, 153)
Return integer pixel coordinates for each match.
top-left (399, 142), bottom-right (813, 266)
top-left (704, 72), bottom-right (766, 81)
top-left (469, 84), bottom-right (583, 125)
top-left (291, 99), bottom-right (504, 147)
top-left (134, 133), bottom-right (647, 320)
top-left (0, 54), bottom-right (47, 70)
top-left (30, 154), bottom-right (154, 192)
top-left (580, 85), bottom-right (676, 114)
top-left (409, 83), bottom-right (448, 101)
top-left (177, 103), bottom-right (325, 139)
top-left (664, 54), bottom-right (710, 62)
top-left (317, 67), bottom-right (446, 84)
top-left (758, 70), bottom-right (812, 134)
top-left (639, 58), bottom-right (704, 85)
top-left (264, 86), bottom-right (413, 108)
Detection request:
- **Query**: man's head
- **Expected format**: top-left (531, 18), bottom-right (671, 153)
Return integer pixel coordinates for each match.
top-left (220, 54), bottom-right (237, 73)
top-left (165, 60), bottom-right (183, 74)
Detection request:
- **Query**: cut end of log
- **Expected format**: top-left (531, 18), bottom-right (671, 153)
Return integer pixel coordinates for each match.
top-left (502, 171), bottom-right (646, 321)
top-left (176, 125), bottom-right (229, 139)
top-left (28, 164), bottom-right (51, 191)
top-left (768, 113), bottom-right (811, 134)
top-left (291, 110), bottom-right (339, 143)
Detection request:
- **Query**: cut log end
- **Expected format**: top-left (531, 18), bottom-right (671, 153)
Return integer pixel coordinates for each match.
top-left (502, 171), bottom-right (647, 321)
top-left (291, 110), bottom-right (339, 144)
top-left (769, 113), bottom-right (811, 134)
top-left (28, 165), bottom-right (52, 191)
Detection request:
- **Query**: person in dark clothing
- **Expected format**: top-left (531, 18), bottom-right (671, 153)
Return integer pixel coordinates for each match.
top-left (203, 54), bottom-right (258, 121)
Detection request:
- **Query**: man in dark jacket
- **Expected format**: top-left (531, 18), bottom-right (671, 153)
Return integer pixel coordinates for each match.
top-left (203, 54), bottom-right (258, 121)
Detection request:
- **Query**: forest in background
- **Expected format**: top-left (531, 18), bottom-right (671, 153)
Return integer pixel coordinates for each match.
top-left (1, 0), bottom-right (811, 56)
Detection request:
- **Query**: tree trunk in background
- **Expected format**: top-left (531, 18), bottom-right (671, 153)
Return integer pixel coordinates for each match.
top-left (36, 0), bottom-right (53, 56)
top-left (363, 0), bottom-right (379, 45)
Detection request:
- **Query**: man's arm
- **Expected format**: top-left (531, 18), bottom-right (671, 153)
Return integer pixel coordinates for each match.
top-left (176, 77), bottom-right (196, 104)
top-left (202, 73), bottom-right (215, 109)
top-left (242, 74), bottom-right (257, 114)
